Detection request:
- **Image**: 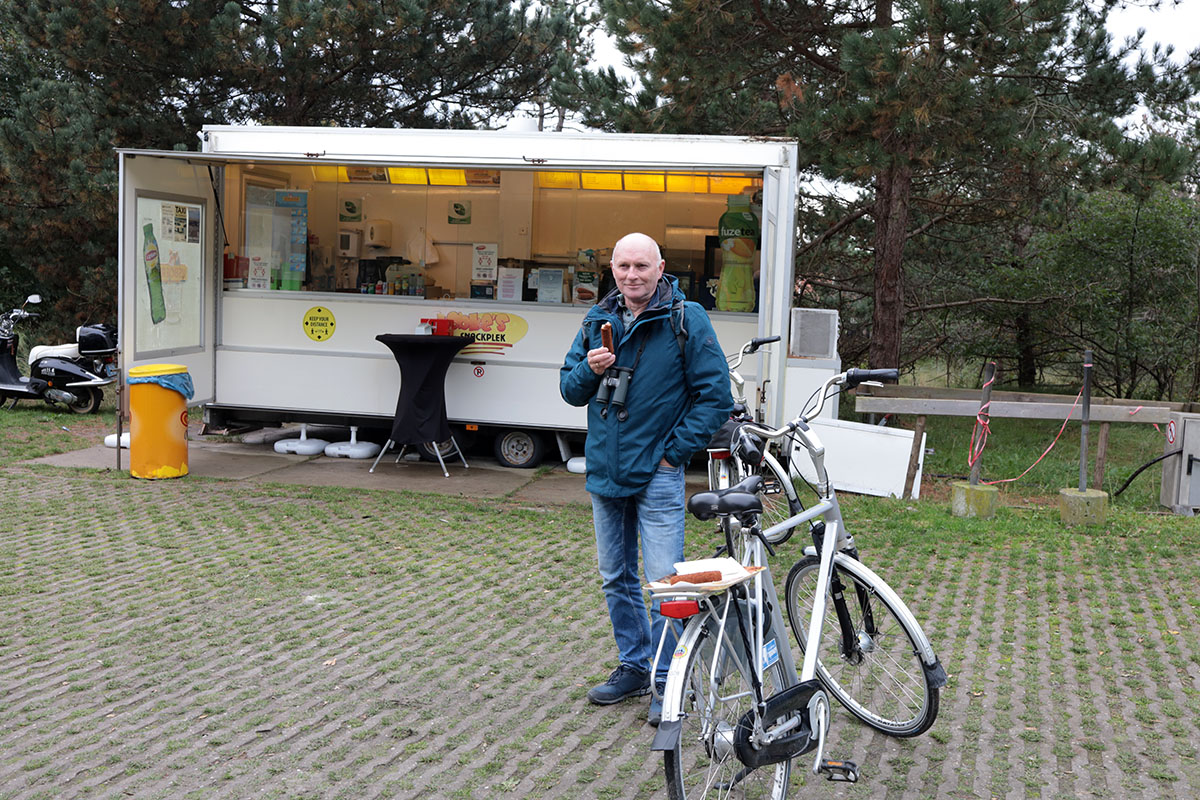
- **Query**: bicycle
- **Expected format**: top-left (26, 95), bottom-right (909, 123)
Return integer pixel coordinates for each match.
top-left (647, 368), bottom-right (947, 799)
top-left (705, 336), bottom-right (803, 544)
top-left (716, 341), bottom-right (946, 738)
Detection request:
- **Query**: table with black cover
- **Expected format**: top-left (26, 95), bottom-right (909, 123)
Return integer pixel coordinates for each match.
top-left (370, 333), bottom-right (475, 476)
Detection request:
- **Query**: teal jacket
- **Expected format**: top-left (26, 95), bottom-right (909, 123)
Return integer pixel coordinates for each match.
top-left (560, 276), bottom-right (733, 497)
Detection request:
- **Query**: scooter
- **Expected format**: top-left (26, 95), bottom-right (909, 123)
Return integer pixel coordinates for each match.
top-left (0, 294), bottom-right (118, 413)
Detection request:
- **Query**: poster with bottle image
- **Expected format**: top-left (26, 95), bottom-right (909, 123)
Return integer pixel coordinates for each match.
top-left (134, 195), bottom-right (205, 356)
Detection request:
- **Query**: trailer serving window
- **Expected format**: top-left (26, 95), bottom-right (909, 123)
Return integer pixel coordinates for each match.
top-left (225, 162), bottom-right (763, 312)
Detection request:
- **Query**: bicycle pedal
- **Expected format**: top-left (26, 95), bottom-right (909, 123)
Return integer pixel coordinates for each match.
top-left (818, 759), bottom-right (859, 783)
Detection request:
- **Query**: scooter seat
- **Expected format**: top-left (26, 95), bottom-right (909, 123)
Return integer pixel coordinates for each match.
top-left (29, 343), bottom-right (80, 363)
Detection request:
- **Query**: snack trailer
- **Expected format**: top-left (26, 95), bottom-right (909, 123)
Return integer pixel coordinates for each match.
top-left (117, 126), bottom-right (836, 466)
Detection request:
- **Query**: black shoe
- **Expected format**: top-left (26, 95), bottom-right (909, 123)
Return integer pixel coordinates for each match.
top-left (587, 664), bottom-right (651, 705)
top-left (648, 680), bottom-right (666, 727)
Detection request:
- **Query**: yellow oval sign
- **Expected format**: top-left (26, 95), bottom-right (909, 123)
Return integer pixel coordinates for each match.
top-left (437, 311), bottom-right (528, 355)
top-left (302, 306), bottom-right (336, 342)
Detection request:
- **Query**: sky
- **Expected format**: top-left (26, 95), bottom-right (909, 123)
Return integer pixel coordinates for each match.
top-left (1108, 0), bottom-right (1200, 62)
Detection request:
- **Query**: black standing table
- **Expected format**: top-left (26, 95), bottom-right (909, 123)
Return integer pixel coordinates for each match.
top-left (370, 333), bottom-right (475, 477)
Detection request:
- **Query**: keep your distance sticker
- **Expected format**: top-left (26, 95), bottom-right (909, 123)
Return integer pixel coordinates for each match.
top-left (303, 306), bottom-right (336, 342)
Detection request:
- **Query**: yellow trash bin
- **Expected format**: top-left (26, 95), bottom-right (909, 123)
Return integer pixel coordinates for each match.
top-left (128, 363), bottom-right (192, 479)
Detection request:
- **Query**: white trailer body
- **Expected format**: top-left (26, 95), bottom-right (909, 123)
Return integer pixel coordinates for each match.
top-left (117, 127), bottom-right (835, 463)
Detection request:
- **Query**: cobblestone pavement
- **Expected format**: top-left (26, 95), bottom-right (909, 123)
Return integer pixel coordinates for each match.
top-left (1, 464), bottom-right (1197, 799)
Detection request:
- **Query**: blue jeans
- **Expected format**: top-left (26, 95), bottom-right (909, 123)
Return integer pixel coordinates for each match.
top-left (591, 464), bottom-right (685, 681)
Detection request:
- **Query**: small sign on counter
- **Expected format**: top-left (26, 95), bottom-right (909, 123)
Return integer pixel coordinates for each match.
top-left (472, 243), bottom-right (497, 281)
top-left (537, 268), bottom-right (564, 303)
top-left (497, 266), bottom-right (523, 302)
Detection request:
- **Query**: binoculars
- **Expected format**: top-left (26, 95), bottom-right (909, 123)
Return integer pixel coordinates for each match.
top-left (596, 366), bottom-right (633, 421)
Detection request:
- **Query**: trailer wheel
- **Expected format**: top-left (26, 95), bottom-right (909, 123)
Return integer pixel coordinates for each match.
top-left (493, 429), bottom-right (543, 469)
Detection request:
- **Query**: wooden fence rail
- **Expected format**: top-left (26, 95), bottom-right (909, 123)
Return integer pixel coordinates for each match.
top-left (855, 385), bottom-right (1197, 492)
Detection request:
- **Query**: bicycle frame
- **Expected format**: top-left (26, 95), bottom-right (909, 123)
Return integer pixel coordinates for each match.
top-left (739, 378), bottom-right (942, 672)
top-left (652, 519), bottom-right (799, 719)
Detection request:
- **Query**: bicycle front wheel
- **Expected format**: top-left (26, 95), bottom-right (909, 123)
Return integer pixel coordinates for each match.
top-left (785, 555), bottom-right (939, 737)
top-left (752, 452), bottom-right (802, 545)
top-left (663, 617), bottom-right (791, 800)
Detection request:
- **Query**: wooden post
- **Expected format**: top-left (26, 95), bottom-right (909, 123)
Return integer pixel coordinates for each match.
top-left (969, 362), bottom-right (996, 486)
top-left (1079, 350), bottom-right (1092, 492)
top-left (903, 415), bottom-right (926, 499)
top-left (1092, 421), bottom-right (1111, 490)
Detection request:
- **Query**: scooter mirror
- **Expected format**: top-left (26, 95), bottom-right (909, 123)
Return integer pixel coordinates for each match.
top-left (25, 294), bottom-right (41, 304)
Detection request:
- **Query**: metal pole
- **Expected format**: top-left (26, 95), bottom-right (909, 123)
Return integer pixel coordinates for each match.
top-left (1079, 350), bottom-right (1092, 493)
top-left (116, 349), bottom-right (123, 473)
top-left (969, 362), bottom-right (996, 486)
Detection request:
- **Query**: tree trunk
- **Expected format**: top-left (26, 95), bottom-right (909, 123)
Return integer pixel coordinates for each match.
top-left (1012, 224), bottom-right (1036, 388)
top-left (1016, 310), bottom-right (1037, 388)
top-left (869, 161), bottom-right (912, 369)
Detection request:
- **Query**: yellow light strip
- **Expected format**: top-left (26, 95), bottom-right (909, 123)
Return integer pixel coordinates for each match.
top-left (387, 167), bottom-right (428, 185)
top-left (666, 174), bottom-right (707, 193)
top-left (581, 172), bottom-right (623, 191)
top-left (708, 175), bottom-right (755, 194)
top-left (428, 168), bottom-right (467, 186)
top-left (624, 173), bottom-right (666, 192)
top-left (537, 171), bottom-right (580, 189)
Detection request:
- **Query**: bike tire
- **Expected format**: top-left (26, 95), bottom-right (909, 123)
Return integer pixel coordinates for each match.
top-left (709, 450), bottom-right (802, 545)
top-left (68, 387), bottom-right (103, 415)
top-left (663, 614), bottom-right (791, 800)
top-left (784, 555), bottom-right (939, 737)
top-left (751, 452), bottom-right (802, 545)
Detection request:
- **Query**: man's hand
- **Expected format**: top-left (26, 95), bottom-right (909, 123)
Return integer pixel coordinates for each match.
top-left (587, 347), bottom-right (615, 376)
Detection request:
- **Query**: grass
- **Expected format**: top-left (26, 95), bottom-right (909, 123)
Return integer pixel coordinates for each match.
top-left (1, 395), bottom-right (1199, 798)
top-left (876, 411), bottom-right (1172, 511)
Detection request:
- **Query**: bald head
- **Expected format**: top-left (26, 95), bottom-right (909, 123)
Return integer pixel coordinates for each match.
top-left (610, 232), bottom-right (665, 316)
top-left (612, 232), bottom-right (662, 266)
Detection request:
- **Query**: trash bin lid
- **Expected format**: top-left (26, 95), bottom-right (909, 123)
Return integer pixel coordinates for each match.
top-left (128, 363), bottom-right (189, 378)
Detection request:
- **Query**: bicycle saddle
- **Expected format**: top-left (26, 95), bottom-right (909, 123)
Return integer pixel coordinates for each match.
top-left (686, 475), bottom-right (763, 520)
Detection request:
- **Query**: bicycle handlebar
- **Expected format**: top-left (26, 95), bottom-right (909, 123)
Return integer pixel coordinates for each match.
top-left (845, 368), bottom-right (897, 388)
top-left (744, 335), bottom-right (781, 355)
top-left (735, 365), bottom-right (899, 442)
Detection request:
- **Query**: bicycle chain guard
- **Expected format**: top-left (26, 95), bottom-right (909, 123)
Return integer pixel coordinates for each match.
top-left (733, 678), bottom-right (823, 768)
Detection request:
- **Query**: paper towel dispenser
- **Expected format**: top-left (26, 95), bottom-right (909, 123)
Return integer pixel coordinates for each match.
top-left (365, 219), bottom-right (393, 248)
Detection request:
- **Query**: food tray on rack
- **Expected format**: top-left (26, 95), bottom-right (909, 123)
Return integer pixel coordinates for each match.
top-left (646, 557), bottom-right (764, 594)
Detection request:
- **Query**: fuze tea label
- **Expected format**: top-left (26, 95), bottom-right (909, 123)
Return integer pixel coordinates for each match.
top-left (438, 311), bottom-right (528, 355)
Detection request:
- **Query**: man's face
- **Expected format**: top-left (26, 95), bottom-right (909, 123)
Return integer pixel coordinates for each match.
top-left (611, 239), bottom-right (664, 309)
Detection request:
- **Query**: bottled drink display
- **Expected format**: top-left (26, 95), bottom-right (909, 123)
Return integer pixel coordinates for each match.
top-left (715, 194), bottom-right (759, 312)
top-left (142, 223), bottom-right (167, 324)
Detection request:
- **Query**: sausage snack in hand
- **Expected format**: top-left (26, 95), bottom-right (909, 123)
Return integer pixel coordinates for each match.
top-left (666, 570), bottom-right (723, 585)
top-left (600, 321), bottom-right (613, 353)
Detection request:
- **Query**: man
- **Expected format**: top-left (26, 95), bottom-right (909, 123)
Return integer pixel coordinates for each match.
top-left (560, 232), bottom-right (733, 725)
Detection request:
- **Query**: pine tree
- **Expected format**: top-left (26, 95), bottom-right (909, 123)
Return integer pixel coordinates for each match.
top-left (590, 0), bottom-right (1196, 369)
top-left (0, 1), bottom-right (586, 332)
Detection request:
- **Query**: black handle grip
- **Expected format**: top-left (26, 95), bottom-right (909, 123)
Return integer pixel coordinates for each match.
top-left (746, 335), bottom-right (781, 354)
top-left (845, 368), bottom-right (898, 388)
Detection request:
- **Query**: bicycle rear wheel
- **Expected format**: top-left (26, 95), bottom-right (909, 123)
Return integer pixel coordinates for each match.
top-left (663, 616), bottom-right (791, 800)
top-left (784, 555), bottom-right (939, 737)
